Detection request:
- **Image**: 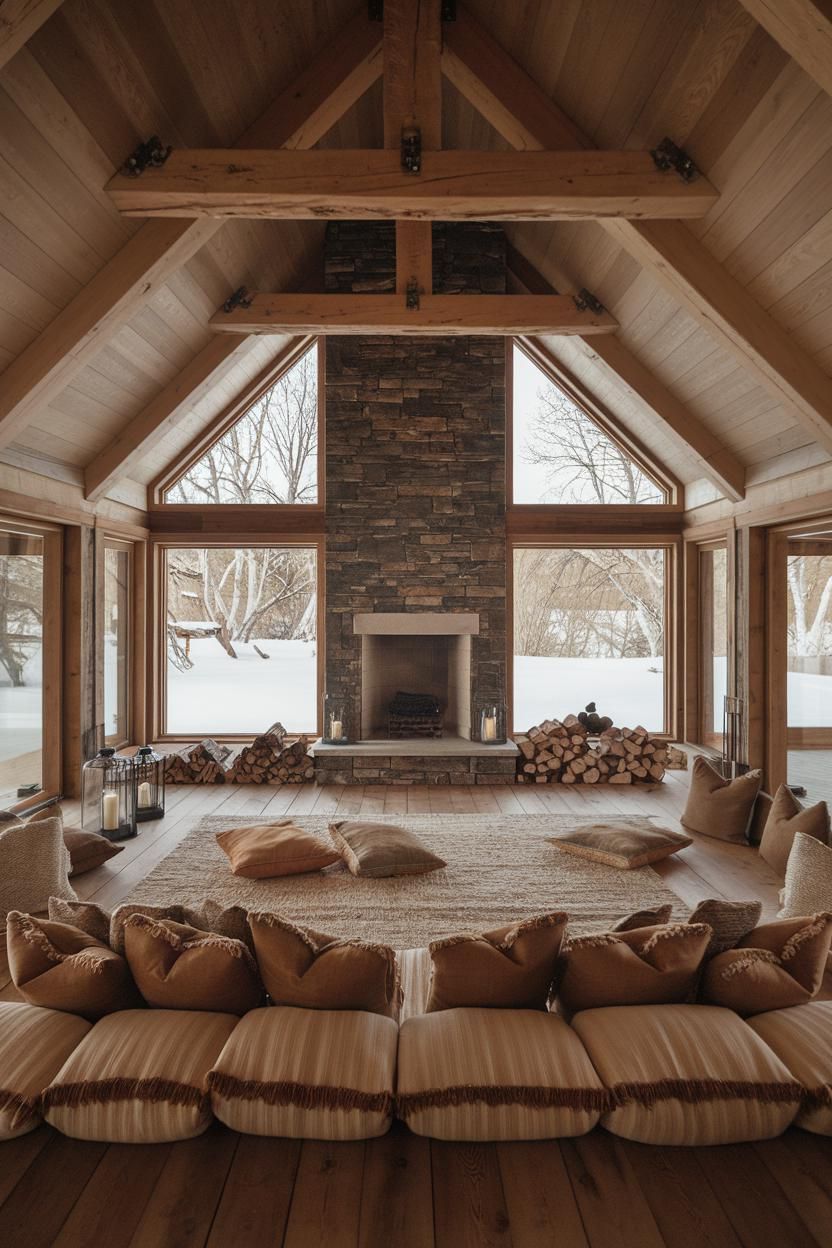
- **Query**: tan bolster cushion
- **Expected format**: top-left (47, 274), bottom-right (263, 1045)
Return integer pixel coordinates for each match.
top-left (573, 1004), bottom-right (801, 1146)
top-left (209, 1006), bottom-right (398, 1141)
top-left (748, 1003), bottom-right (832, 1136)
top-left (0, 1002), bottom-right (91, 1141)
top-left (42, 1009), bottom-right (237, 1143)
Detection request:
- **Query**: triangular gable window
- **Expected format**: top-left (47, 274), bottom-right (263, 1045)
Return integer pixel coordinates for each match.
top-left (165, 342), bottom-right (319, 504)
top-left (512, 344), bottom-right (666, 504)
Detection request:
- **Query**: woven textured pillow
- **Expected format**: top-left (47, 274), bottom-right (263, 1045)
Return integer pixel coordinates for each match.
top-left (426, 912), bottom-right (568, 1012)
top-left (759, 786), bottom-right (829, 879)
top-left (0, 817), bottom-right (75, 920)
top-left (611, 904), bottom-right (674, 932)
top-left (779, 833), bottom-right (832, 919)
top-left (124, 915), bottom-right (262, 1014)
top-left (680, 757), bottom-right (762, 843)
top-left (328, 820), bottom-right (446, 878)
top-left (688, 898), bottom-right (763, 956)
top-left (549, 823), bottom-right (691, 870)
top-left (701, 913), bottom-right (832, 1016)
top-left (216, 820), bottom-right (340, 878)
top-left (556, 922), bottom-right (713, 1014)
top-left (48, 897), bottom-right (111, 945)
top-left (248, 913), bottom-right (400, 1017)
top-left (6, 912), bottom-right (141, 1020)
top-left (110, 901), bottom-right (254, 954)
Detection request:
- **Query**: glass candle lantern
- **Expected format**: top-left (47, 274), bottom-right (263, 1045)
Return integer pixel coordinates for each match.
top-left (322, 693), bottom-right (350, 744)
top-left (132, 745), bottom-right (166, 822)
top-left (81, 747), bottom-right (136, 842)
top-left (478, 701), bottom-right (507, 745)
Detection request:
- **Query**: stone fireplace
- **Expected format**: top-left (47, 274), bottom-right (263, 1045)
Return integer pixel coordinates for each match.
top-left (319, 221), bottom-right (512, 781)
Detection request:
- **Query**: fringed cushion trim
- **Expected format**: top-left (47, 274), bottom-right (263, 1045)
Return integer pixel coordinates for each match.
top-left (248, 911), bottom-right (321, 952)
top-left (41, 1078), bottom-right (206, 1111)
top-left (0, 1088), bottom-right (37, 1129)
top-left (396, 1084), bottom-right (611, 1117)
top-left (639, 923), bottom-right (711, 956)
top-left (565, 933), bottom-right (620, 950)
top-left (719, 949), bottom-right (782, 980)
top-left (126, 912), bottom-right (255, 968)
top-left (780, 913), bottom-right (832, 963)
top-left (8, 912), bottom-right (107, 975)
top-left (207, 1071), bottom-right (392, 1114)
top-left (802, 1084), bottom-right (832, 1111)
top-left (328, 826), bottom-right (360, 875)
top-left (495, 912), bottom-right (569, 952)
top-left (610, 1078), bottom-right (803, 1108)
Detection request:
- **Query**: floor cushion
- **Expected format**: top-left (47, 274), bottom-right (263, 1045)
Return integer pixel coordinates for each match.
top-left (748, 1003), bottom-right (832, 1136)
top-left (0, 1002), bottom-right (91, 1140)
top-left (328, 820), bottom-right (446, 877)
top-left (680, 757), bottom-right (762, 843)
top-left (573, 1004), bottom-right (801, 1145)
top-left (208, 1006), bottom-right (397, 1140)
top-left (0, 816), bottom-right (76, 921)
top-left (549, 823), bottom-right (691, 870)
top-left (759, 785), bottom-right (829, 879)
top-left (42, 1008), bottom-right (237, 1142)
top-left (397, 1007), bottom-right (608, 1141)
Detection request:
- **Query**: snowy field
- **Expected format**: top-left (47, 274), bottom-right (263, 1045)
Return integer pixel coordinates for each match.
top-left (513, 655), bottom-right (666, 732)
top-left (788, 668), bottom-right (832, 726)
top-left (166, 637), bottom-right (317, 734)
top-left (0, 648), bottom-right (42, 765)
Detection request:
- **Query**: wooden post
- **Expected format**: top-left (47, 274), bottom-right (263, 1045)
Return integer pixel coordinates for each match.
top-left (62, 525), bottom-right (99, 795)
top-left (734, 525), bottom-right (768, 776)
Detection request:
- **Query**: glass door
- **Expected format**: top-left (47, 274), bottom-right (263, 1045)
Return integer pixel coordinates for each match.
top-left (698, 543), bottom-right (728, 750)
top-left (102, 539), bottom-right (132, 748)
top-left (786, 539), bottom-right (832, 805)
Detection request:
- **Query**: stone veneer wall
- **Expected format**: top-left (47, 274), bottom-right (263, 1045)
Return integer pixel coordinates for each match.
top-left (323, 222), bottom-right (507, 761)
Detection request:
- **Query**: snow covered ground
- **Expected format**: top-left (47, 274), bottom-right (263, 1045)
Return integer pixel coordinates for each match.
top-left (166, 637), bottom-right (318, 734)
top-left (513, 655), bottom-right (666, 732)
top-left (0, 648), bottom-right (42, 765)
top-left (788, 668), bottom-right (832, 727)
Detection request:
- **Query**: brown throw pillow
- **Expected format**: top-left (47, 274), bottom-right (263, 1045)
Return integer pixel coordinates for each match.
top-left (329, 820), bottom-right (446, 878)
top-left (611, 904), bottom-right (674, 932)
top-left (759, 785), bottom-right (829, 879)
top-left (216, 820), bottom-right (339, 878)
top-left (6, 912), bottom-right (141, 1020)
top-left (680, 757), bottom-right (762, 843)
top-left (248, 912), bottom-right (399, 1017)
top-left (123, 915), bottom-right (262, 1015)
top-left (110, 901), bottom-right (253, 954)
top-left (426, 912), bottom-right (568, 1012)
top-left (62, 827), bottom-right (124, 877)
top-left (549, 823), bottom-right (691, 870)
top-left (555, 922), bottom-right (712, 1014)
top-left (688, 898), bottom-right (763, 956)
top-left (701, 913), bottom-right (832, 1016)
top-left (48, 897), bottom-right (111, 946)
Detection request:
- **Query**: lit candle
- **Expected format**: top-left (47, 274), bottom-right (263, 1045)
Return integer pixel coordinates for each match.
top-left (137, 781), bottom-right (152, 809)
top-left (101, 791), bottom-right (119, 831)
top-left (331, 719), bottom-right (343, 741)
top-left (483, 715), bottom-right (497, 742)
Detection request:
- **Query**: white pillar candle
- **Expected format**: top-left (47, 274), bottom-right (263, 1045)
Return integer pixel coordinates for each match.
top-left (331, 719), bottom-right (343, 741)
top-left (137, 781), bottom-right (152, 809)
top-left (101, 790), bottom-right (119, 831)
top-left (483, 716), bottom-right (497, 742)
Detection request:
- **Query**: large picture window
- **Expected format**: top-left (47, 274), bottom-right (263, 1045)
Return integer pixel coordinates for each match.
top-left (699, 543), bottom-right (728, 748)
top-left (513, 546), bottom-right (668, 733)
top-left (163, 545), bottom-right (318, 735)
top-left (102, 540), bottom-right (131, 747)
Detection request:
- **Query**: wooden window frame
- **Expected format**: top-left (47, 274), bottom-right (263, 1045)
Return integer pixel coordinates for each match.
top-left (507, 535), bottom-right (681, 742)
top-left (683, 537), bottom-right (731, 754)
top-left (0, 513), bottom-right (63, 812)
top-left (150, 534), bottom-right (324, 744)
top-left (98, 535), bottom-right (134, 751)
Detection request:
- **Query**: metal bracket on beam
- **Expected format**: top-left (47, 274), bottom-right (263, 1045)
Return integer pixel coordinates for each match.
top-left (406, 281), bottom-right (420, 310)
top-left (368, 0), bottom-right (383, 20)
top-left (573, 288), bottom-right (605, 316)
top-left (401, 126), bottom-right (421, 174)
top-left (122, 136), bottom-right (172, 177)
top-left (441, 1), bottom-right (457, 18)
top-left (222, 286), bottom-right (254, 314)
top-left (650, 137), bottom-right (700, 183)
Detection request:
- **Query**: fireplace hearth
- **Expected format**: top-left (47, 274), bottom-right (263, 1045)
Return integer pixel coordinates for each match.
top-left (388, 691), bottom-right (443, 739)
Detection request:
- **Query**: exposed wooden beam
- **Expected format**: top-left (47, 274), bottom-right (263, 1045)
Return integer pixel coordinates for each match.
top-left (446, 4), bottom-right (832, 460)
top-left (0, 0), bottom-right (64, 69)
top-left (507, 243), bottom-right (746, 501)
top-left (209, 292), bottom-right (618, 336)
top-left (83, 336), bottom-right (252, 503)
top-left (0, 11), bottom-right (383, 454)
top-left (106, 149), bottom-right (718, 220)
top-left (383, 0), bottom-right (442, 147)
top-left (396, 221), bottom-right (433, 297)
top-left (735, 1), bottom-right (832, 99)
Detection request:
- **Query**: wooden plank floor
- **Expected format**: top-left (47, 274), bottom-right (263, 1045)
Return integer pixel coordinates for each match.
top-left (1, 774), bottom-right (830, 1248)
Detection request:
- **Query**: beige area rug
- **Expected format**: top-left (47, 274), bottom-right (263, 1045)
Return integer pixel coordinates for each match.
top-left (124, 815), bottom-right (686, 949)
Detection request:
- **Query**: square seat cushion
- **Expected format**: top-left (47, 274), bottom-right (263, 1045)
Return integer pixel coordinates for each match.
top-left (208, 1006), bottom-right (398, 1141)
top-left (328, 820), bottom-right (446, 878)
top-left (0, 1002), bottom-right (91, 1140)
top-left (748, 1003), bottom-right (832, 1136)
top-left (397, 1008), bottom-right (608, 1141)
top-left (549, 823), bottom-right (691, 870)
top-left (572, 1004), bottom-right (801, 1146)
top-left (42, 1009), bottom-right (237, 1143)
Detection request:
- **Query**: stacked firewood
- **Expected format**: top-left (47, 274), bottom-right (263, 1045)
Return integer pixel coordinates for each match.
top-left (163, 739), bottom-right (231, 784)
top-left (515, 718), bottom-right (666, 784)
top-left (227, 727), bottom-right (314, 785)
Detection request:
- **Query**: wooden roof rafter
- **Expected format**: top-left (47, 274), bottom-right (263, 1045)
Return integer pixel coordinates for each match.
top-left (735, 1), bottom-right (832, 99)
top-left (0, 0), bottom-right (66, 70)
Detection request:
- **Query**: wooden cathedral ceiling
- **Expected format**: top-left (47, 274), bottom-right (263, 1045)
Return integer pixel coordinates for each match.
top-left (0, 0), bottom-right (831, 508)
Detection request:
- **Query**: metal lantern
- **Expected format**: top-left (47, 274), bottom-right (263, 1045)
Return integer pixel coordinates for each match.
top-left (81, 747), bottom-right (136, 842)
top-left (322, 692), bottom-right (350, 744)
top-left (478, 700), bottom-right (507, 745)
top-left (132, 745), bottom-right (166, 822)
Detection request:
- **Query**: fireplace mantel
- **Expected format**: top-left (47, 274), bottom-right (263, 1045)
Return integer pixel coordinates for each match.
top-left (353, 612), bottom-right (479, 636)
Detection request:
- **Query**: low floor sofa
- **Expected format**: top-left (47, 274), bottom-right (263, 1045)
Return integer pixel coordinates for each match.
top-left (2, 995), bottom-right (830, 1147)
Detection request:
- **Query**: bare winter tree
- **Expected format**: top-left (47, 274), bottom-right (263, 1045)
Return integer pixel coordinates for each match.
top-left (787, 554), bottom-right (832, 657)
top-left (0, 551), bottom-right (42, 687)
